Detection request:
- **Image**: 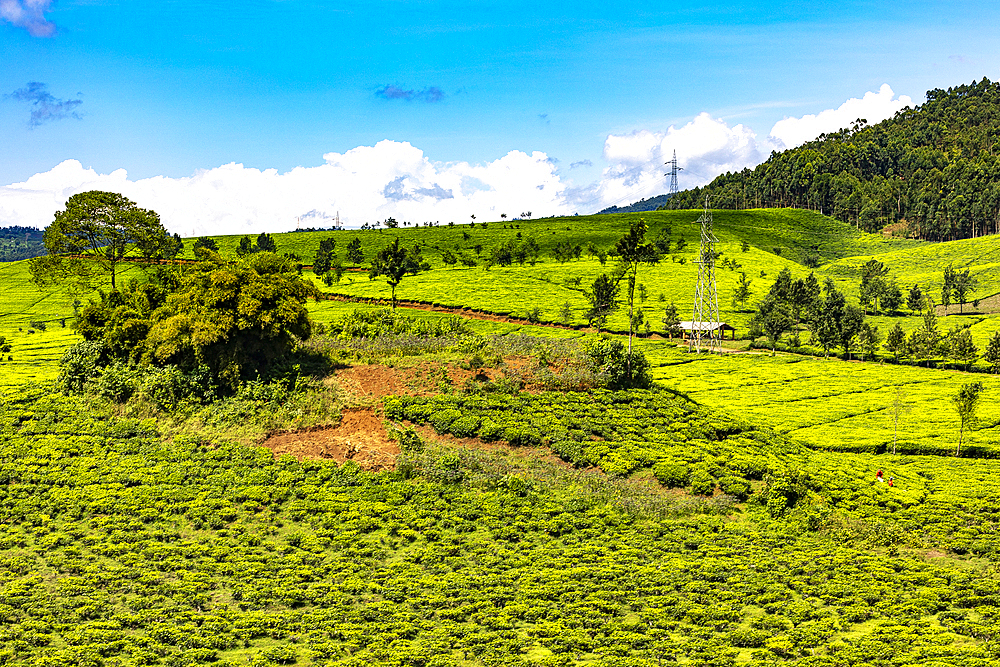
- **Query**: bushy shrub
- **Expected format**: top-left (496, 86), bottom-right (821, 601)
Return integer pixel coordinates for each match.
top-left (653, 458), bottom-right (690, 488)
top-left (504, 426), bottom-right (541, 447)
top-left (718, 475), bottom-right (752, 501)
top-left (689, 467), bottom-right (716, 496)
top-left (584, 337), bottom-right (652, 389)
top-left (449, 415), bottom-right (481, 438)
top-left (389, 427), bottom-right (424, 453)
top-left (429, 408), bottom-right (462, 432)
top-left (478, 419), bottom-right (504, 442)
top-left (57, 340), bottom-right (108, 393)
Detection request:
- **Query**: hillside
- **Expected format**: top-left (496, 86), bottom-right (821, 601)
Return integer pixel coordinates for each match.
top-left (597, 193), bottom-right (673, 214)
top-left (666, 78), bottom-right (1000, 241)
top-left (7, 207), bottom-right (1000, 664)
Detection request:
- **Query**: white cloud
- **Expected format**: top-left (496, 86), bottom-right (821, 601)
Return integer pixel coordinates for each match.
top-left (0, 85), bottom-right (918, 228)
top-left (768, 84), bottom-right (912, 149)
top-left (570, 112), bottom-right (779, 211)
top-left (0, 141), bottom-right (574, 235)
top-left (576, 84), bottom-right (914, 210)
top-left (0, 0), bottom-right (55, 37)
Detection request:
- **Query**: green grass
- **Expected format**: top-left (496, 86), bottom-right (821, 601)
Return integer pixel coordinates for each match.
top-left (182, 208), bottom-right (921, 267)
top-left (827, 233), bottom-right (1000, 300)
top-left (640, 339), bottom-right (1000, 456)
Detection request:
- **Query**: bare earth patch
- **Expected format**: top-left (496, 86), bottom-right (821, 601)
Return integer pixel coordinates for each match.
top-left (261, 408), bottom-right (399, 471)
top-left (333, 362), bottom-right (494, 400)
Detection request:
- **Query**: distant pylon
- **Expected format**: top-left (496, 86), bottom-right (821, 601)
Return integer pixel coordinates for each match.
top-left (689, 196), bottom-right (720, 353)
top-left (665, 150), bottom-right (683, 195)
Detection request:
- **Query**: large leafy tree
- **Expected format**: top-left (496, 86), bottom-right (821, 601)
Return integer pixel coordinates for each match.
top-left (368, 237), bottom-right (422, 309)
top-left (78, 251), bottom-right (316, 391)
top-left (30, 191), bottom-right (178, 291)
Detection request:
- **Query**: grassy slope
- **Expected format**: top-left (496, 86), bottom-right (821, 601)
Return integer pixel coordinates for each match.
top-left (0, 261), bottom-right (147, 387)
top-left (6, 206), bottom-right (1000, 455)
top-left (639, 337), bottom-right (1000, 455)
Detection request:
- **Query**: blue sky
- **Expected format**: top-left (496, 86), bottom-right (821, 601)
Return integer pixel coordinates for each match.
top-left (2, 0), bottom-right (1000, 233)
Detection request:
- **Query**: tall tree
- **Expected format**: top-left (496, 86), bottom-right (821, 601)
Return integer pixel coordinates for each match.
top-left (368, 237), bottom-right (422, 309)
top-left (941, 263), bottom-right (955, 310)
top-left (750, 296), bottom-right (793, 356)
top-left (906, 284), bottom-right (924, 314)
top-left (952, 269), bottom-right (978, 314)
top-left (192, 236), bottom-right (219, 254)
top-left (313, 237), bottom-right (336, 275)
top-left (948, 326), bottom-right (978, 370)
top-left (731, 272), bottom-right (753, 311)
top-left (985, 331), bottom-right (1000, 374)
top-left (885, 322), bottom-right (906, 362)
top-left (346, 237), bottom-right (364, 265)
top-left (236, 235), bottom-right (255, 257)
top-left (611, 219), bottom-right (660, 371)
top-left (839, 305), bottom-right (866, 360)
top-left (953, 381), bottom-right (984, 457)
top-left (29, 191), bottom-right (174, 291)
top-left (661, 302), bottom-right (681, 338)
top-left (256, 232), bottom-right (277, 253)
top-left (586, 273), bottom-right (620, 332)
top-left (858, 323), bottom-right (882, 361)
top-left (859, 259), bottom-right (890, 313)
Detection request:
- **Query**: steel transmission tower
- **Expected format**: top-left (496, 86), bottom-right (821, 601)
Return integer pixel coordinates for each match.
top-left (665, 150), bottom-right (683, 195)
top-left (689, 196), bottom-right (721, 353)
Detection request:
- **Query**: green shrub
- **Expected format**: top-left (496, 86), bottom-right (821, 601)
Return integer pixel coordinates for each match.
top-left (449, 415), bottom-right (481, 438)
top-left (584, 337), bottom-right (652, 389)
top-left (57, 340), bottom-right (107, 393)
top-left (718, 475), bottom-right (752, 501)
top-left (478, 419), bottom-right (504, 442)
top-left (429, 408), bottom-right (462, 432)
top-left (504, 426), bottom-right (541, 447)
top-left (689, 468), bottom-right (716, 496)
top-left (653, 458), bottom-right (690, 488)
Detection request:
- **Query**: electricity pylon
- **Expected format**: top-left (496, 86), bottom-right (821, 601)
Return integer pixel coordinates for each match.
top-left (665, 150), bottom-right (683, 196)
top-left (689, 196), bottom-right (721, 353)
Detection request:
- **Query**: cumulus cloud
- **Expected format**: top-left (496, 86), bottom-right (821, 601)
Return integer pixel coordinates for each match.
top-left (0, 0), bottom-right (55, 37)
top-left (0, 142), bottom-right (573, 235)
top-left (0, 85), bottom-right (920, 229)
top-left (569, 159), bottom-right (592, 169)
top-left (768, 84), bottom-right (911, 149)
top-left (562, 112), bottom-right (779, 212)
top-left (6, 82), bottom-right (83, 127)
top-left (567, 84), bottom-right (915, 211)
top-left (376, 85), bottom-right (445, 103)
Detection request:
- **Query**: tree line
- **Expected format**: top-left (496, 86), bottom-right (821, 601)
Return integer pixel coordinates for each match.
top-left (666, 78), bottom-right (1000, 241)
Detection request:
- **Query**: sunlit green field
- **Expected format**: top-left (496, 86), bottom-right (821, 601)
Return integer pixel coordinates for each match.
top-left (639, 338), bottom-right (1000, 455)
top-left (7, 205), bottom-right (1000, 453)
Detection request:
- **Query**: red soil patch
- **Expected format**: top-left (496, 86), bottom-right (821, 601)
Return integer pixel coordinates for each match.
top-left (332, 362), bottom-right (497, 399)
top-left (261, 408), bottom-right (399, 471)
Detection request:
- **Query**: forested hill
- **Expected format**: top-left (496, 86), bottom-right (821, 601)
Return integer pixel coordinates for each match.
top-left (598, 193), bottom-right (672, 214)
top-left (666, 78), bottom-right (1000, 242)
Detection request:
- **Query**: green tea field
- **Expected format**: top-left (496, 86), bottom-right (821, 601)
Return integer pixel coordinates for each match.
top-left (7, 207), bottom-right (1000, 665)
